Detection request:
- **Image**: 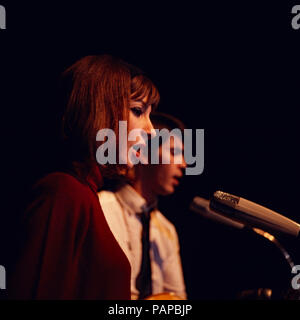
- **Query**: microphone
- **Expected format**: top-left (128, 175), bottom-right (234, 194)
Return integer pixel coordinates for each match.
top-left (190, 195), bottom-right (297, 269)
top-left (210, 191), bottom-right (300, 237)
top-left (190, 196), bottom-right (245, 229)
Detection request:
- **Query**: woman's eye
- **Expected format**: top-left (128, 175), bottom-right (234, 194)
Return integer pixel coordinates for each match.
top-left (131, 107), bottom-right (143, 117)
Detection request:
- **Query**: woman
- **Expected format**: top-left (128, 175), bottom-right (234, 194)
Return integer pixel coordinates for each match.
top-left (8, 55), bottom-right (160, 299)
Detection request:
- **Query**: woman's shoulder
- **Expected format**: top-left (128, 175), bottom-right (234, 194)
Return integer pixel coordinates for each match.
top-left (32, 171), bottom-right (96, 202)
top-left (23, 171), bottom-right (101, 226)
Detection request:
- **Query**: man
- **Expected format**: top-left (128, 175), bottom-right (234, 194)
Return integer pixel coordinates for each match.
top-left (98, 112), bottom-right (187, 300)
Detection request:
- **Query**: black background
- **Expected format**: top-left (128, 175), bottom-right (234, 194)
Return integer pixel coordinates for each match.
top-left (1, 1), bottom-right (300, 300)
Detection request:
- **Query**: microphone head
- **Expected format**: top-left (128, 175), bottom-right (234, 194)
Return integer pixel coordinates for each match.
top-left (211, 191), bottom-right (300, 237)
top-left (190, 196), bottom-right (245, 229)
top-left (213, 191), bottom-right (240, 208)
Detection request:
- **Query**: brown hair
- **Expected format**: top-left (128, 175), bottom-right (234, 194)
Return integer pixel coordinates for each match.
top-left (150, 112), bottom-right (185, 142)
top-left (59, 55), bottom-right (160, 170)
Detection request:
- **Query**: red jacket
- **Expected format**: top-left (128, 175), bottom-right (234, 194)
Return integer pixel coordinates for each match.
top-left (8, 164), bottom-right (131, 299)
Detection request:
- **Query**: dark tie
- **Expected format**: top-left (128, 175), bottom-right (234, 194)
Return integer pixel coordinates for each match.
top-left (136, 206), bottom-right (153, 299)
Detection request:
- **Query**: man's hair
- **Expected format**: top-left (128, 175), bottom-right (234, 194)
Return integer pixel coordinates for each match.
top-left (58, 55), bottom-right (160, 171)
top-left (150, 112), bottom-right (185, 133)
top-left (150, 112), bottom-right (185, 148)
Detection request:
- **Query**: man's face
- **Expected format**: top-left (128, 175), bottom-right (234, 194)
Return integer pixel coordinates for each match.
top-left (145, 135), bottom-right (186, 196)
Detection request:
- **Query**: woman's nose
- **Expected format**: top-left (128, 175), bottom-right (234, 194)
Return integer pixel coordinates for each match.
top-left (179, 154), bottom-right (187, 169)
top-left (144, 117), bottom-right (157, 139)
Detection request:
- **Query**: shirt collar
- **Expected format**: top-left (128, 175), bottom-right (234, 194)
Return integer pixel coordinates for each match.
top-left (115, 184), bottom-right (157, 216)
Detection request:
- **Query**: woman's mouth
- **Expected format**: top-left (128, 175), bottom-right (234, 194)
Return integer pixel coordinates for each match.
top-left (135, 147), bottom-right (141, 157)
top-left (172, 177), bottom-right (180, 186)
top-left (129, 142), bottom-right (148, 164)
top-left (133, 143), bottom-right (146, 157)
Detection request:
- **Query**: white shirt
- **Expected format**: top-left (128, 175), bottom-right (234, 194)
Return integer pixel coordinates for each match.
top-left (98, 184), bottom-right (187, 300)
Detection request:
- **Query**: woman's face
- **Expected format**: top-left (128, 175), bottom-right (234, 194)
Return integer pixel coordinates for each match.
top-left (126, 96), bottom-right (155, 167)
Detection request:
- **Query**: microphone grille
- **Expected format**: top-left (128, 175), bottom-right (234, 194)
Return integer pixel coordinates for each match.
top-left (213, 191), bottom-right (240, 207)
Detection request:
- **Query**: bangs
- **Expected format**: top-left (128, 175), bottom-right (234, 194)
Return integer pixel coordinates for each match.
top-left (130, 75), bottom-right (160, 110)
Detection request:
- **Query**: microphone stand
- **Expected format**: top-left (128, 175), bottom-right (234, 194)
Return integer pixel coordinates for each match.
top-left (251, 227), bottom-right (295, 270)
top-left (249, 227), bottom-right (300, 300)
